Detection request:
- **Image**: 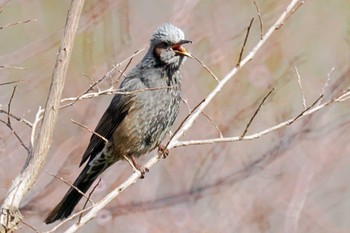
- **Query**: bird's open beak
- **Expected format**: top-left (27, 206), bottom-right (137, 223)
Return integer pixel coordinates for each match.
top-left (172, 40), bottom-right (193, 58)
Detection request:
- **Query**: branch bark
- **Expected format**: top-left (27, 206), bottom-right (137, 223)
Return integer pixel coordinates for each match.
top-left (0, 0), bottom-right (85, 232)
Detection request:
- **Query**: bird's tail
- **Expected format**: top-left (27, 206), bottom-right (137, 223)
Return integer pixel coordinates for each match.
top-left (44, 162), bottom-right (102, 224)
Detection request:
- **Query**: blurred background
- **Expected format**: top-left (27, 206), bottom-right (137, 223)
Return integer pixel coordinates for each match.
top-left (1, 0), bottom-right (350, 232)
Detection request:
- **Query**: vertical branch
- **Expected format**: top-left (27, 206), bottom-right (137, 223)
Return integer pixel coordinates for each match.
top-left (0, 0), bottom-right (85, 231)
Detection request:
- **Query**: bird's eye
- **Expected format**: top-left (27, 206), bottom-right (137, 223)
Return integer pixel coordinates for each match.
top-left (161, 42), bottom-right (170, 47)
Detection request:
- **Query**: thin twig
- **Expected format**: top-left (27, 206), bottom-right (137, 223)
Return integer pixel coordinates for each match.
top-left (21, 220), bottom-right (40, 233)
top-left (114, 50), bottom-right (137, 84)
top-left (60, 85), bottom-right (180, 108)
top-left (335, 88), bottom-right (350, 102)
top-left (201, 112), bottom-right (223, 138)
top-left (191, 53), bottom-right (220, 83)
top-left (175, 89), bottom-right (345, 147)
top-left (81, 73), bottom-right (100, 92)
top-left (275, 0), bottom-right (305, 29)
top-left (181, 97), bottom-right (192, 114)
top-left (0, 65), bottom-right (26, 70)
top-left (0, 110), bottom-right (32, 127)
top-left (253, 0), bottom-right (263, 39)
top-left (60, 48), bottom-right (146, 109)
top-left (45, 171), bottom-right (95, 205)
top-left (181, 97), bottom-right (222, 137)
top-left (0, 19), bottom-right (37, 30)
top-left (0, 80), bottom-right (22, 86)
top-left (7, 85), bottom-right (17, 125)
top-left (240, 88), bottom-right (275, 139)
top-left (45, 206), bottom-right (94, 233)
top-left (287, 94), bottom-right (322, 125)
top-left (0, 0), bottom-right (11, 9)
top-left (0, 119), bottom-right (30, 153)
top-left (166, 98), bottom-right (206, 148)
top-left (237, 17), bottom-right (254, 67)
top-left (295, 66), bottom-right (306, 109)
top-left (30, 106), bottom-right (43, 148)
top-left (320, 67), bottom-right (335, 99)
top-left (71, 119), bottom-right (108, 143)
top-left (78, 179), bottom-right (101, 224)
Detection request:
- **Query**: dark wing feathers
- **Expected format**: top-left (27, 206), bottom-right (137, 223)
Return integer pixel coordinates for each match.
top-left (79, 94), bottom-right (134, 166)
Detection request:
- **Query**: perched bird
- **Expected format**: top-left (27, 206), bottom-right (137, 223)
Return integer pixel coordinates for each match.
top-left (44, 23), bottom-right (192, 224)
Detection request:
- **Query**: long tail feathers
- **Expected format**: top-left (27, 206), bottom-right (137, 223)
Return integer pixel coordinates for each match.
top-left (44, 165), bottom-right (98, 224)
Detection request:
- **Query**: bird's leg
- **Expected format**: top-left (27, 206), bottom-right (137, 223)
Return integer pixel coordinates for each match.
top-left (124, 155), bottom-right (149, 179)
top-left (157, 144), bottom-right (169, 159)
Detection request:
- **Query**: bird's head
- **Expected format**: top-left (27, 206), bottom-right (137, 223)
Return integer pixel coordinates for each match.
top-left (149, 23), bottom-right (192, 69)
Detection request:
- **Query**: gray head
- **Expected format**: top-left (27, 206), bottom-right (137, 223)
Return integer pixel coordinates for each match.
top-left (145, 23), bottom-right (192, 69)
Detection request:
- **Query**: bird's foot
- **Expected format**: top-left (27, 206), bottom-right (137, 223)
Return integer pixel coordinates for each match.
top-left (126, 155), bottom-right (149, 179)
top-left (134, 164), bottom-right (149, 179)
top-left (157, 144), bottom-right (169, 159)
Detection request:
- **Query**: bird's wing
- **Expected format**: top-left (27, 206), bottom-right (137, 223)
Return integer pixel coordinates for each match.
top-left (79, 94), bottom-right (134, 166)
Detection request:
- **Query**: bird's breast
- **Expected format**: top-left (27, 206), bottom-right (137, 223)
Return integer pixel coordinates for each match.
top-left (113, 86), bottom-right (181, 157)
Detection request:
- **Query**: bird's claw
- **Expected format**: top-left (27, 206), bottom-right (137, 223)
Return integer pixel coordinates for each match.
top-left (126, 155), bottom-right (149, 179)
top-left (135, 164), bottom-right (149, 179)
top-left (157, 144), bottom-right (169, 159)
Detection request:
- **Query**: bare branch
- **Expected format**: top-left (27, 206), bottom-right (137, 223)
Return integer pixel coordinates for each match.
top-left (275, 0), bottom-right (305, 29)
top-left (0, 0), bottom-right (11, 9)
top-left (45, 206), bottom-right (94, 233)
top-left (253, 0), bottom-right (264, 39)
top-left (287, 94), bottom-right (322, 125)
top-left (78, 179), bottom-right (101, 224)
top-left (21, 220), bottom-right (40, 233)
top-left (71, 119), bottom-right (108, 143)
top-left (166, 0), bottom-right (306, 153)
top-left (0, 110), bottom-right (33, 127)
top-left (236, 17), bottom-right (254, 66)
top-left (181, 97), bottom-right (222, 137)
top-left (60, 48), bottom-right (146, 109)
top-left (60, 85), bottom-right (180, 108)
top-left (0, 85), bottom-right (31, 153)
top-left (114, 50), bottom-right (137, 84)
top-left (0, 80), bottom-right (22, 86)
top-left (0, 119), bottom-right (30, 153)
top-left (45, 171), bottom-right (95, 205)
top-left (30, 107), bottom-right (44, 150)
top-left (0, 65), bottom-right (26, 70)
top-left (175, 88), bottom-right (350, 147)
top-left (201, 112), bottom-right (223, 138)
top-left (181, 97), bottom-right (192, 114)
top-left (0, 19), bottom-right (37, 30)
top-left (294, 66), bottom-right (306, 109)
top-left (240, 88), bottom-right (274, 139)
top-left (0, 0), bottom-right (86, 231)
top-left (7, 85), bottom-right (17, 125)
top-left (192, 53), bottom-right (220, 82)
top-left (63, 170), bottom-right (140, 233)
top-left (321, 67), bottom-right (335, 98)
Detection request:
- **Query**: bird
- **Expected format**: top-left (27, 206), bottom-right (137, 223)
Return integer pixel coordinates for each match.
top-left (44, 23), bottom-right (192, 224)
